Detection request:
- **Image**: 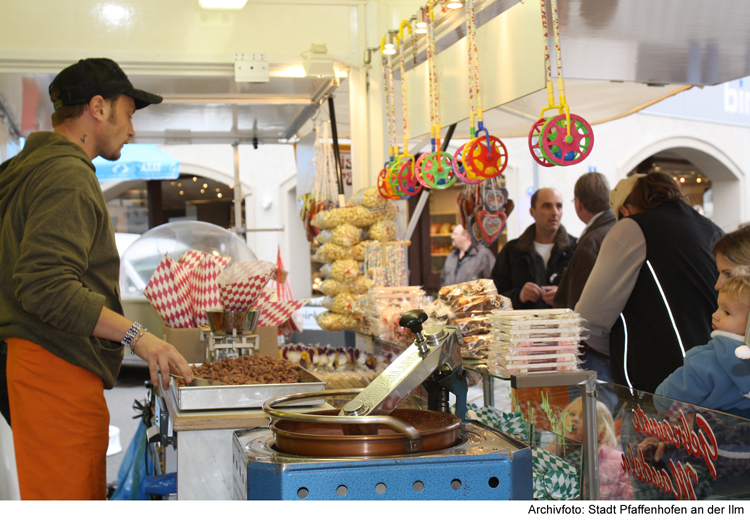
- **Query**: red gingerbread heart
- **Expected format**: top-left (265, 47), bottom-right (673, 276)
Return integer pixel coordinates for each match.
top-left (477, 210), bottom-right (507, 245)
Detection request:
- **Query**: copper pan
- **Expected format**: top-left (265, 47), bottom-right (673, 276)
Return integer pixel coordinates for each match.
top-left (270, 408), bottom-right (461, 458)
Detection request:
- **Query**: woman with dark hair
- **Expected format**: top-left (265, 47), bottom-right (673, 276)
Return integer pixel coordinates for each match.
top-left (575, 171), bottom-right (723, 394)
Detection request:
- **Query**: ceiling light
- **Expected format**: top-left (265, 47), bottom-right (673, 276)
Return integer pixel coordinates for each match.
top-left (382, 33), bottom-right (397, 55)
top-left (415, 7), bottom-right (428, 33)
top-left (696, 177), bottom-right (702, 183)
top-left (199, 0), bottom-right (248, 9)
top-left (217, 193), bottom-right (223, 198)
top-left (446, 0), bottom-right (463, 9)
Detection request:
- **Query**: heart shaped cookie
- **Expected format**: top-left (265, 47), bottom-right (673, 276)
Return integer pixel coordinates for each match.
top-left (477, 210), bottom-right (507, 245)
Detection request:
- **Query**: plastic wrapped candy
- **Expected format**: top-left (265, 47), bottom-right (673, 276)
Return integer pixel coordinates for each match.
top-left (316, 310), bottom-right (359, 332)
top-left (349, 186), bottom-right (388, 209)
top-left (331, 259), bottom-right (361, 282)
top-left (315, 223), bottom-right (364, 248)
top-left (319, 276), bottom-right (371, 296)
top-left (368, 219), bottom-right (398, 242)
top-left (331, 292), bottom-right (361, 316)
top-left (317, 204), bottom-right (396, 229)
top-left (313, 243), bottom-right (365, 263)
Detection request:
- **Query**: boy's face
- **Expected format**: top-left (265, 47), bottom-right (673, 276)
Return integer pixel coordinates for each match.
top-left (712, 291), bottom-right (750, 335)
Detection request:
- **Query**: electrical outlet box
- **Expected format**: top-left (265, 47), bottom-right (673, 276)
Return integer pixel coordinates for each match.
top-left (233, 53), bottom-right (269, 82)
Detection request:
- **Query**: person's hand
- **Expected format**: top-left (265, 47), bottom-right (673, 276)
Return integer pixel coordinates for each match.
top-left (132, 332), bottom-right (194, 390)
top-left (541, 285), bottom-right (558, 305)
top-left (638, 436), bottom-right (667, 462)
top-left (519, 282), bottom-right (543, 303)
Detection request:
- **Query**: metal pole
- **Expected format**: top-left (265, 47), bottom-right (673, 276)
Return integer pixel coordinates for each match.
top-left (404, 190), bottom-right (430, 241)
top-left (441, 123), bottom-right (456, 152)
top-left (511, 370), bottom-right (600, 500)
top-left (327, 95), bottom-right (346, 207)
top-left (232, 142), bottom-right (244, 239)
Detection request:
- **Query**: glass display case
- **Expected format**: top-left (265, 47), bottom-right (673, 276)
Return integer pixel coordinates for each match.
top-left (465, 362), bottom-right (750, 501)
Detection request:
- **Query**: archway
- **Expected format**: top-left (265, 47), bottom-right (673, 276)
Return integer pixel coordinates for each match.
top-left (102, 163), bottom-right (237, 241)
top-left (619, 137), bottom-right (744, 231)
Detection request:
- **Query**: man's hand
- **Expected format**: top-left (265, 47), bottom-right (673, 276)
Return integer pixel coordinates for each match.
top-left (541, 285), bottom-right (558, 305)
top-left (133, 332), bottom-right (194, 390)
top-left (519, 282), bottom-right (543, 303)
top-left (92, 307), bottom-right (194, 390)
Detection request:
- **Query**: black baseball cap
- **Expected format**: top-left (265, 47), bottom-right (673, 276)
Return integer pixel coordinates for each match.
top-left (49, 58), bottom-right (163, 111)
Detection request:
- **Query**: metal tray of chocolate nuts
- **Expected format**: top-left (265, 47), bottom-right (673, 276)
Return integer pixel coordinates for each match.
top-left (169, 364), bottom-right (326, 411)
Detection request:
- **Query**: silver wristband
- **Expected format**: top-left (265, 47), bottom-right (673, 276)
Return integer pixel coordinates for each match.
top-left (121, 322), bottom-right (142, 347)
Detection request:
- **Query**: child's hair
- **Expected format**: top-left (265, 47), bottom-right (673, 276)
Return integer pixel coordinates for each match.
top-left (721, 274), bottom-right (750, 306)
top-left (563, 397), bottom-right (617, 447)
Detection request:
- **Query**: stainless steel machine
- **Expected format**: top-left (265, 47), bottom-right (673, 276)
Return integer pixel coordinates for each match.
top-left (232, 310), bottom-right (534, 500)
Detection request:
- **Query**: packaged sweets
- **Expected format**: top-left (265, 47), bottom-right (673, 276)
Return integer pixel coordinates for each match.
top-left (331, 292), bottom-right (361, 316)
top-left (313, 242), bottom-right (366, 263)
top-left (487, 309), bottom-right (585, 377)
top-left (349, 186), bottom-right (388, 209)
top-left (316, 223), bottom-right (364, 247)
top-left (315, 205), bottom-right (396, 229)
top-left (319, 276), bottom-right (371, 296)
top-left (330, 259), bottom-right (361, 282)
top-left (368, 219), bottom-right (398, 242)
top-left (316, 310), bottom-right (360, 332)
top-left (362, 287), bottom-right (428, 346)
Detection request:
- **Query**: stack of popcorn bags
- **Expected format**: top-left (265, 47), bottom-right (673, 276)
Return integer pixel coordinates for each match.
top-left (313, 187), bottom-right (400, 332)
top-left (487, 308), bottom-right (584, 377)
top-left (143, 251), bottom-right (308, 330)
top-left (424, 279), bottom-right (512, 359)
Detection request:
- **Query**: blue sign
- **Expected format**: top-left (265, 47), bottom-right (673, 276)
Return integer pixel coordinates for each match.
top-left (641, 76), bottom-right (750, 128)
top-left (93, 144), bottom-right (180, 181)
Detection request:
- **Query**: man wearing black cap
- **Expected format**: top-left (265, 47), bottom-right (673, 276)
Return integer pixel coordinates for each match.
top-left (0, 58), bottom-right (194, 500)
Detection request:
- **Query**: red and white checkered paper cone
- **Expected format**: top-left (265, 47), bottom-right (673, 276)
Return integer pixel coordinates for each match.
top-left (143, 254), bottom-right (194, 328)
top-left (216, 260), bottom-right (277, 311)
top-left (256, 300), bottom-right (309, 327)
top-left (188, 254), bottom-right (231, 326)
top-left (177, 250), bottom-right (207, 271)
top-left (254, 287), bottom-right (276, 308)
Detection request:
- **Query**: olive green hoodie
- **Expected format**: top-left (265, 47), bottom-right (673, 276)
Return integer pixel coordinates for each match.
top-left (0, 131), bottom-right (124, 388)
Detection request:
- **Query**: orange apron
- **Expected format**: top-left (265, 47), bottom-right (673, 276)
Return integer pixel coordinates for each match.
top-left (6, 338), bottom-right (109, 500)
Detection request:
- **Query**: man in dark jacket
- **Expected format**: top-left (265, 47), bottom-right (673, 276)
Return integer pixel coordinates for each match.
top-left (554, 172), bottom-right (616, 309)
top-left (491, 188), bottom-right (576, 309)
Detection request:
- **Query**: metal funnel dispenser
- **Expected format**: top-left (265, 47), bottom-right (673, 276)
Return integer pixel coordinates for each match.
top-left (339, 309), bottom-right (464, 419)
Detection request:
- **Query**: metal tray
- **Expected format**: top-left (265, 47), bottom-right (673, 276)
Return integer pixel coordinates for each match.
top-left (170, 364), bottom-right (326, 411)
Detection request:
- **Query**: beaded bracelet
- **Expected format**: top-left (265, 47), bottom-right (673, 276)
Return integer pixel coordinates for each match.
top-left (129, 328), bottom-right (147, 353)
top-left (121, 322), bottom-right (142, 347)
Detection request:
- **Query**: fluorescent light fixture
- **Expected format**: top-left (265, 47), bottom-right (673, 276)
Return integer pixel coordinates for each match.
top-left (199, 0), bottom-right (248, 9)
